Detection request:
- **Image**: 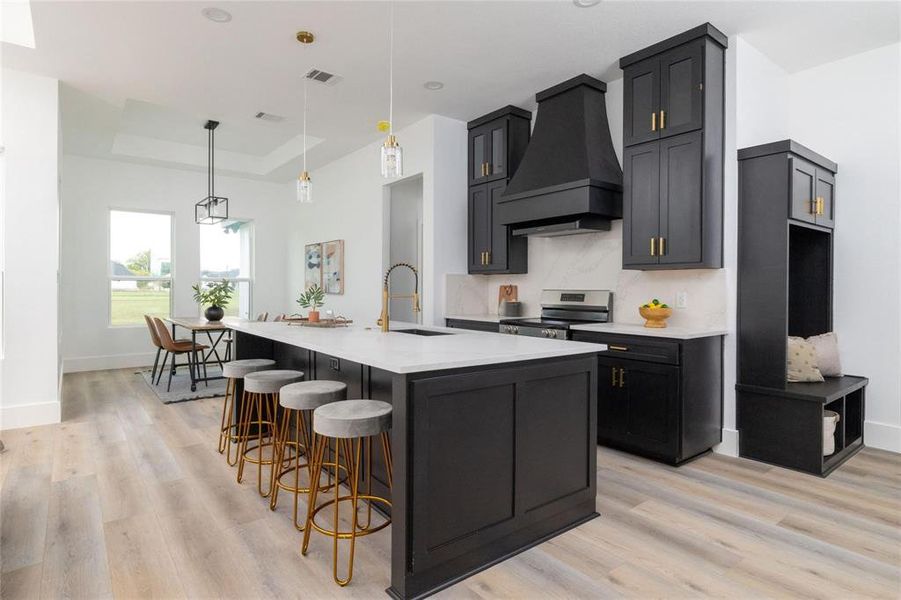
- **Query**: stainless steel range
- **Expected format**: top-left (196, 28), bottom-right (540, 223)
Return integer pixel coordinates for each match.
top-left (499, 289), bottom-right (612, 339)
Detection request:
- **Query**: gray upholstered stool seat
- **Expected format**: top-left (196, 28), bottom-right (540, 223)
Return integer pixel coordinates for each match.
top-left (280, 380), bottom-right (347, 411)
top-left (244, 369), bottom-right (304, 394)
top-left (313, 400), bottom-right (392, 439)
top-left (222, 358), bottom-right (276, 379)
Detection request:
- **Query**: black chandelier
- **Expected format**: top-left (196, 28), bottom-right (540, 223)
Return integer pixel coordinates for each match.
top-left (195, 120), bottom-right (228, 225)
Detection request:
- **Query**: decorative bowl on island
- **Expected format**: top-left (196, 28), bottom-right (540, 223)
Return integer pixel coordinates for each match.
top-left (639, 299), bottom-right (672, 328)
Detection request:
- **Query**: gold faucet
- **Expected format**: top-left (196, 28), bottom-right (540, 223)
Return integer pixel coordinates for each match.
top-left (377, 262), bottom-right (421, 332)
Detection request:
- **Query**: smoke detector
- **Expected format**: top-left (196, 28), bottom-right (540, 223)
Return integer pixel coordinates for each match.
top-left (255, 112), bottom-right (286, 123)
top-left (305, 69), bottom-right (343, 86)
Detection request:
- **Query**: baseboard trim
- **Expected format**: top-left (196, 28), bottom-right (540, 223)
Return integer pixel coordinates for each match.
top-left (713, 427), bottom-right (739, 457)
top-left (63, 352), bottom-right (156, 373)
top-left (1, 400), bottom-right (61, 431)
top-left (865, 420), bottom-right (901, 453)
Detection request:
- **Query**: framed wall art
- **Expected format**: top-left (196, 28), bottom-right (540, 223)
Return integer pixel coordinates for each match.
top-left (304, 242), bottom-right (322, 289)
top-left (321, 239), bottom-right (344, 294)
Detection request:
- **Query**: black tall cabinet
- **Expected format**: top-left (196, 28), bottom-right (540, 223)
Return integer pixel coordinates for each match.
top-left (619, 23), bottom-right (726, 270)
top-left (467, 106), bottom-right (531, 274)
top-left (737, 140), bottom-right (867, 477)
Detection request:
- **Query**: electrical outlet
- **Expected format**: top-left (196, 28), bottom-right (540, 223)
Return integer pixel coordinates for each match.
top-left (676, 291), bottom-right (688, 309)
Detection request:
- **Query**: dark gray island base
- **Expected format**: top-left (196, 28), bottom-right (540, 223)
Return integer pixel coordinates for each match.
top-left (234, 330), bottom-right (598, 599)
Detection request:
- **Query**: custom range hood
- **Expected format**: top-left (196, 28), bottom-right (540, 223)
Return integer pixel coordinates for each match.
top-left (497, 74), bottom-right (622, 237)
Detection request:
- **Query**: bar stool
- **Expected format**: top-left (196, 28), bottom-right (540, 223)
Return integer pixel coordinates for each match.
top-left (218, 358), bottom-right (276, 466)
top-left (302, 399), bottom-right (393, 586)
top-left (236, 369), bottom-right (304, 497)
top-left (269, 380), bottom-right (348, 529)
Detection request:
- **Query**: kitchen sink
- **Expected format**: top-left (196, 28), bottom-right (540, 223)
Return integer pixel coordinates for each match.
top-left (394, 328), bottom-right (453, 337)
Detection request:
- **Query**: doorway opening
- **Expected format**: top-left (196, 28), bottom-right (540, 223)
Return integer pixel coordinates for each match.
top-left (384, 175), bottom-right (423, 325)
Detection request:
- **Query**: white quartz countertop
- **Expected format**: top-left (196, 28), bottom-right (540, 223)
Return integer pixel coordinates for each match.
top-left (226, 319), bottom-right (605, 374)
top-left (570, 322), bottom-right (728, 340)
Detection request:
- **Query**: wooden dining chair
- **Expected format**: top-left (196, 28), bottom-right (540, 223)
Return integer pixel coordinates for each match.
top-left (151, 317), bottom-right (209, 392)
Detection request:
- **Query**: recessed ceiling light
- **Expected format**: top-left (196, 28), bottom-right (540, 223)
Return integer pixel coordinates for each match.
top-left (424, 81), bottom-right (444, 91)
top-left (202, 7), bottom-right (232, 23)
top-left (573, 0), bottom-right (601, 6)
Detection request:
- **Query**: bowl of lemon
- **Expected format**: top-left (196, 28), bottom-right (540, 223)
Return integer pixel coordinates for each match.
top-left (639, 299), bottom-right (672, 328)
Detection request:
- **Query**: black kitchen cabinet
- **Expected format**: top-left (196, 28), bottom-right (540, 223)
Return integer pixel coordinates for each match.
top-left (623, 131), bottom-right (703, 266)
top-left (468, 179), bottom-right (526, 273)
top-left (573, 330), bottom-right (723, 465)
top-left (623, 42), bottom-right (703, 147)
top-left (467, 106), bottom-right (531, 274)
top-left (445, 318), bottom-right (500, 333)
top-left (619, 23), bottom-right (726, 270)
top-left (468, 106), bottom-right (530, 187)
top-left (790, 155), bottom-right (836, 228)
top-left (737, 140), bottom-right (861, 477)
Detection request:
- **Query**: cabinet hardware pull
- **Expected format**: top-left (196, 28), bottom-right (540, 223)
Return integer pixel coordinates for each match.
top-left (651, 112), bottom-right (656, 132)
top-left (659, 236), bottom-right (666, 256)
top-left (486, 250), bottom-right (491, 264)
top-left (486, 163), bottom-right (491, 176)
top-left (619, 368), bottom-right (626, 388)
top-left (660, 110), bottom-right (666, 129)
top-left (816, 197), bottom-right (824, 215)
top-left (608, 345), bottom-right (629, 352)
top-left (611, 367), bottom-right (617, 387)
top-left (650, 237), bottom-right (656, 256)
top-left (810, 198), bottom-right (817, 214)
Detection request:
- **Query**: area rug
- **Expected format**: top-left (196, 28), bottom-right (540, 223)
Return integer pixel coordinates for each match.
top-left (139, 365), bottom-right (227, 404)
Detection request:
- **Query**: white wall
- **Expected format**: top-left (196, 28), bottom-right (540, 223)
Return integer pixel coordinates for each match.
top-left (288, 115), bottom-right (467, 326)
top-left (60, 155), bottom-right (295, 372)
top-left (0, 68), bottom-right (61, 429)
top-left (788, 44), bottom-right (901, 451)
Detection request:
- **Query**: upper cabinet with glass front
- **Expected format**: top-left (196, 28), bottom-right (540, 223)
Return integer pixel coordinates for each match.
top-left (467, 105), bottom-right (531, 186)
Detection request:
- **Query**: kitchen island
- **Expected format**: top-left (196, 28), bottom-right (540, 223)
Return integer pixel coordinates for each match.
top-left (227, 319), bottom-right (603, 599)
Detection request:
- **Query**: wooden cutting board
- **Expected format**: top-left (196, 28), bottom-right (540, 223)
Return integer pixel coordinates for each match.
top-left (498, 285), bottom-right (518, 303)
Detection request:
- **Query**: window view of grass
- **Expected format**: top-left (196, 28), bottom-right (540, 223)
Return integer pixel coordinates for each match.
top-left (110, 288), bottom-right (170, 326)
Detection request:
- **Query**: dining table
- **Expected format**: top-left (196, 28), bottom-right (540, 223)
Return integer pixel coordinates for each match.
top-left (164, 316), bottom-right (231, 391)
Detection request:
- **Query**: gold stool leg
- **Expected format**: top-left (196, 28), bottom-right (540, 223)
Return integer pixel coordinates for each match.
top-left (235, 390), bottom-right (254, 483)
top-left (301, 435), bottom-right (327, 555)
top-left (269, 405), bottom-right (292, 510)
top-left (217, 377), bottom-right (233, 454)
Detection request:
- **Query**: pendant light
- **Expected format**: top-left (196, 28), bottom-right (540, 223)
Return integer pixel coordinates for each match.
top-left (380, 1), bottom-right (403, 178)
top-left (195, 120), bottom-right (228, 224)
top-left (297, 77), bottom-right (313, 203)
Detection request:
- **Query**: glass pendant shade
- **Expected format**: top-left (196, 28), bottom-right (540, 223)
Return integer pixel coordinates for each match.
top-left (296, 171), bottom-right (312, 203)
top-left (380, 135), bottom-right (403, 178)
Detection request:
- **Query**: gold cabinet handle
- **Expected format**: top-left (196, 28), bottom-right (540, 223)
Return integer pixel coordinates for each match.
top-left (816, 197), bottom-right (825, 215)
top-left (810, 198), bottom-right (817, 214)
top-left (660, 110), bottom-right (666, 129)
top-left (482, 251), bottom-right (487, 265)
top-left (619, 368), bottom-right (626, 388)
top-left (659, 236), bottom-right (666, 256)
top-left (611, 367), bottom-right (617, 387)
top-left (650, 237), bottom-right (657, 256)
top-left (608, 345), bottom-right (629, 352)
top-left (486, 250), bottom-right (491, 264)
top-left (651, 112), bottom-right (656, 132)
top-left (486, 163), bottom-right (491, 176)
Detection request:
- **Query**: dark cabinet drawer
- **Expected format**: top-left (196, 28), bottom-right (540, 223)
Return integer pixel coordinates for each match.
top-left (445, 319), bottom-right (500, 333)
top-left (572, 331), bottom-right (679, 365)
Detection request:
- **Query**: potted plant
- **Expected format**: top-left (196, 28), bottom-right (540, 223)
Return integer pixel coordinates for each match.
top-left (192, 279), bottom-right (234, 322)
top-left (297, 284), bottom-right (325, 323)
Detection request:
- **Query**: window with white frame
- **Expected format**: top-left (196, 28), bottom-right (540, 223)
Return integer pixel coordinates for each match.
top-left (109, 209), bottom-right (173, 326)
top-left (199, 219), bottom-right (253, 319)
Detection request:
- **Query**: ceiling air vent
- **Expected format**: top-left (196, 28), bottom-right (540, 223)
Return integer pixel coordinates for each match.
top-left (255, 112), bottom-right (286, 122)
top-left (305, 69), bottom-right (343, 86)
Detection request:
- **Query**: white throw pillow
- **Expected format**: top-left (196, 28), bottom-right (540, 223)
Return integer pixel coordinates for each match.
top-left (786, 336), bottom-right (825, 383)
top-left (807, 332), bottom-right (843, 377)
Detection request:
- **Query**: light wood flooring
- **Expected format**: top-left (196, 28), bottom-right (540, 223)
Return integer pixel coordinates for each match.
top-left (1, 368), bottom-right (899, 599)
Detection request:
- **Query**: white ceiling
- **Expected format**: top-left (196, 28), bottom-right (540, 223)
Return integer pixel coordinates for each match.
top-left (3, 1), bottom-right (898, 182)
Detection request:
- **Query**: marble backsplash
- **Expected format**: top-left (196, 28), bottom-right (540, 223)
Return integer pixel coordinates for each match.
top-left (446, 221), bottom-right (728, 330)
